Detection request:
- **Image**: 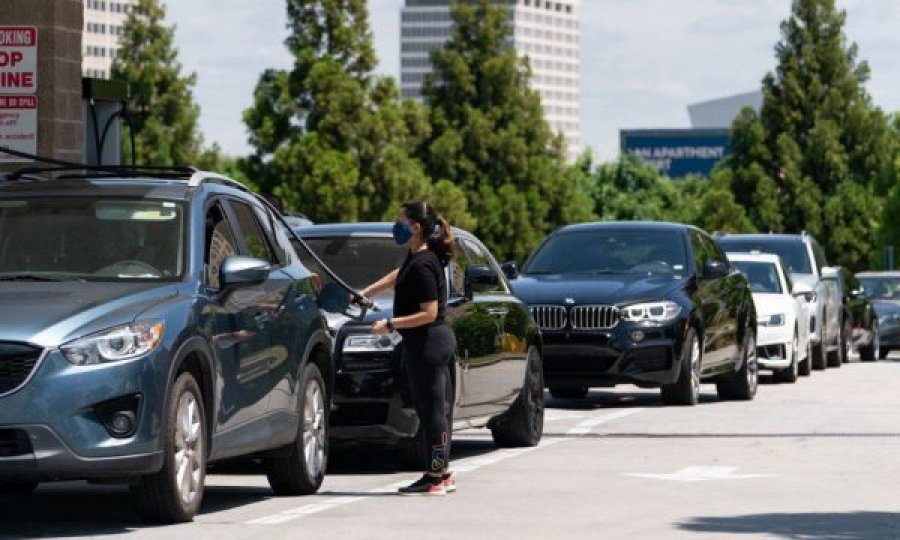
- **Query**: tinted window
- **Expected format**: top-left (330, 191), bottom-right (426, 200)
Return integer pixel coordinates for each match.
top-left (205, 203), bottom-right (238, 289)
top-left (812, 241), bottom-right (828, 272)
top-left (448, 239), bottom-right (468, 298)
top-left (690, 231), bottom-right (712, 270)
top-left (229, 201), bottom-right (274, 262)
top-left (716, 238), bottom-right (813, 274)
top-left (303, 236), bottom-right (406, 290)
top-left (732, 261), bottom-right (783, 294)
top-left (462, 238), bottom-right (506, 293)
top-left (0, 198), bottom-right (184, 281)
top-left (252, 206), bottom-right (288, 264)
top-left (524, 229), bottom-right (687, 277)
top-left (859, 277), bottom-right (900, 300)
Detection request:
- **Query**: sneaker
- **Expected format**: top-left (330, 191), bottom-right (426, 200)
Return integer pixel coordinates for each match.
top-left (442, 471), bottom-right (456, 493)
top-left (398, 474), bottom-right (446, 496)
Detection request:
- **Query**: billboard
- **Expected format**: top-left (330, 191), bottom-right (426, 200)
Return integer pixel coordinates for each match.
top-left (620, 129), bottom-right (730, 178)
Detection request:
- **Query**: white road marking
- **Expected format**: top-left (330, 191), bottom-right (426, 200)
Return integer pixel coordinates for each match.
top-left (627, 466), bottom-right (774, 483)
top-left (544, 411), bottom-right (587, 422)
top-left (565, 408), bottom-right (645, 436)
top-left (246, 407), bottom-right (645, 526)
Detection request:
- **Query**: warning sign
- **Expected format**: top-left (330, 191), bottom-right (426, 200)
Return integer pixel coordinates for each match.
top-left (0, 95), bottom-right (37, 162)
top-left (0, 26), bottom-right (38, 94)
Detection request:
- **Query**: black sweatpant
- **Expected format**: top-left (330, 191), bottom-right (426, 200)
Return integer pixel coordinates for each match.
top-left (401, 323), bottom-right (456, 474)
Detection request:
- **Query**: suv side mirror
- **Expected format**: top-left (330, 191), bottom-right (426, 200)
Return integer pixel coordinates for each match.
top-left (465, 265), bottom-right (499, 297)
top-left (501, 261), bottom-right (519, 280)
top-left (792, 282), bottom-right (814, 302)
top-left (220, 256), bottom-right (270, 289)
top-left (703, 260), bottom-right (729, 280)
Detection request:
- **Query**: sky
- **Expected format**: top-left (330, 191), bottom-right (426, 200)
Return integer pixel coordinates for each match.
top-left (165, 0), bottom-right (900, 161)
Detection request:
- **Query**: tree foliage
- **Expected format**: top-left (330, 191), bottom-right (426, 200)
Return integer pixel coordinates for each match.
top-left (418, 0), bottom-right (592, 261)
top-left (112, 0), bottom-right (202, 166)
top-left (718, 0), bottom-right (891, 270)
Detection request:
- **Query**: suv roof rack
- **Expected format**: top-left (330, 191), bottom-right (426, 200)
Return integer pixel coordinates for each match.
top-left (188, 171), bottom-right (250, 193)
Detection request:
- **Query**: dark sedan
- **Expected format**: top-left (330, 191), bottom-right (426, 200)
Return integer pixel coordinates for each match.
top-left (295, 223), bottom-right (544, 465)
top-left (510, 222), bottom-right (759, 406)
top-left (857, 271), bottom-right (900, 359)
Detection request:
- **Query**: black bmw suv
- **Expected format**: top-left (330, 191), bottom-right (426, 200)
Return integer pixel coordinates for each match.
top-left (510, 222), bottom-right (758, 406)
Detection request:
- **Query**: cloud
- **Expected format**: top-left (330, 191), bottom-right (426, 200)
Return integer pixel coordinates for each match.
top-left (168, 0), bottom-right (900, 161)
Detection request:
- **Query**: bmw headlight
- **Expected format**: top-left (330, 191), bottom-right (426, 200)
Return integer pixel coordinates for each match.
top-left (622, 301), bottom-right (682, 322)
top-left (343, 333), bottom-right (395, 353)
top-left (758, 314), bottom-right (785, 327)
top-left (62, 322), bottom-right (164, 366)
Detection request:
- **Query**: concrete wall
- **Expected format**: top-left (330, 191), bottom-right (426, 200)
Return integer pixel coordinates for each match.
top-left (1, 0), bottom-right (83, 173)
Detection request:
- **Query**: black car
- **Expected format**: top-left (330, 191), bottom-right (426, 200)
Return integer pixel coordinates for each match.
top-left (510, 222), bottom-right (758, 406)
top-left (296, 223), bottom-right (544, 464)
top-left (857, 272), bottom-right (900, 358)
top-left (835, 269), bottom-right (881, 361)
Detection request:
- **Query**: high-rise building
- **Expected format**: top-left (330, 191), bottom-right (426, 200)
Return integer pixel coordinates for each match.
top-left (401, 0), bottom-right (581, 160)
top-left (82, 0), bottom-right (136, 79)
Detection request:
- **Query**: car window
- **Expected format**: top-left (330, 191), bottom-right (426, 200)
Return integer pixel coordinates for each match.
top-left (732, 261), bottom-right (783, 294)
top-left (229, 201), bottom-right (275, 263)
top-left (700, 233), bottom-right (727, 265)
top-left (780, 260), bottom-right (794, 293)
top-left (462, 238), bottom-right (507, 294)
top-left (205, 203), bottom-right (239, 289)
top-left (859, 276), bottom-right (900, 299)
top-left (690, 231), bottom-right (711, 271)
top-left (811, 241), bottom-right (828, 273)
top-left (302, 235), bottom-right (406, 290)
top-left (252, 205), bottom-right (288, 265)
top-left (716, 238), bottom-right (813, 275)
top-left (448, 239), bottom-right (468, 299)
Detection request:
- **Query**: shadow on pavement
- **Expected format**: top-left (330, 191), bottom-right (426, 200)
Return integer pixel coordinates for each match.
top-left (677, 511), bottom-right (900, 539)
top-left (544, 389), bottom-right (722, 410)
top-left (0, 482), bottom-right (275, 538)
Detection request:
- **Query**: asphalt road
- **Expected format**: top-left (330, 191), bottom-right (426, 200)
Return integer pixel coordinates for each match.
top-left (2, 358), bottom-right (899, 540)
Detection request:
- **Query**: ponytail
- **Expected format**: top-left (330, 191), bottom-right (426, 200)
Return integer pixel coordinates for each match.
top-left (401, 201), bottom-right (455, 265)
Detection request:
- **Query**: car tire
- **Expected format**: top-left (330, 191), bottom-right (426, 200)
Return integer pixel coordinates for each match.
top-left (716, 331), bottom-right (759, 401)
top-left (131, 372), bottom-right (207, 524)
top-left (0, 481), bottom-right (38, 496)
top-left (491, 347), bottom-right (545, 448)
top-left (661, 329), bottom-right (700, 406)
top-left (774, 332), bottom-right (799, 384)
top-left (860, 323), bottom-right (880, 361)
top-left (265, 362), bottom-right (328, 496)
top-left (812, 329), bottom-right (828, 370)
top-left (549, 386), bottom-right (588, 400)
top-left (827, 320), bottom-right (846, 368)
top-left (799, 338), bottom-right (812, 377)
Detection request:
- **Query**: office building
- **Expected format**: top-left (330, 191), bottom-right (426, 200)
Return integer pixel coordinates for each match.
top-left (82, 0), bottom-right (136, 79)
top-left (688, 90), bottom-right (763, 129)
top-left (401, 0), bottom-right (581, 160)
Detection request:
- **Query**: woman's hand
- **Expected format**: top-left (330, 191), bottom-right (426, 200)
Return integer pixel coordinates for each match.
top-left (371, 319), bottom-right (390, 335)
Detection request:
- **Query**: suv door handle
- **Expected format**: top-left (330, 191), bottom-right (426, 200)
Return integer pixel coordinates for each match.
top-left (487, 308), bottom-right (508, 318)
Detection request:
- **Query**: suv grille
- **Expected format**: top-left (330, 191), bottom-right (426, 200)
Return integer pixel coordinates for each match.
top-left (529, 306), bottom-right (568, 331)
top-left (0, 343), bottom-right (42, 396)
top-left (570, 305), bottom-right (620, 330)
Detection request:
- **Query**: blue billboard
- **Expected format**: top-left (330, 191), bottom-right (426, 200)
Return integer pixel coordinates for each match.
top-left (620, 129), bottom-right (731, 178)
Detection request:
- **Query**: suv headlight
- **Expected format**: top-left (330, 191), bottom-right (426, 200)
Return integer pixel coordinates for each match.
top-left (62, 321), bottom-right (164, 366)
top-left (622, 301), bottom-right (682, 322)
top-left (758, 314), bottom-right (785, 327)
top-left (343, 333), bottom-right (395, 353)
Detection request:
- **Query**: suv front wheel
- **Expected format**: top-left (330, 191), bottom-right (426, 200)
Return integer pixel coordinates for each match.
top-left (131, 372), bottom-right (207, 523)
top-left (716, 332), bottom-right (758, 401)
top-left (265, 362), bottom-right (328, 496)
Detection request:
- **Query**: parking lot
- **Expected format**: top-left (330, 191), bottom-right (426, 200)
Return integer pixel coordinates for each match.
top-left (2, 358), bottom-right (897, 540)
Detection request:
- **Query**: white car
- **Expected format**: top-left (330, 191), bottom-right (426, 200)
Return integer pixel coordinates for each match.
top-left (727, 252), bottom-right (813, 383)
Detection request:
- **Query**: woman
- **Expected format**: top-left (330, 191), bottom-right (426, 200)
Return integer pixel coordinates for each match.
top-left (358, 201), bottom-right (457, 496)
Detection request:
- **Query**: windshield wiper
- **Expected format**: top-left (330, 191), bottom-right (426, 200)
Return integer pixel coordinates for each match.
top-left (0, 273), bottom-right (86, 282)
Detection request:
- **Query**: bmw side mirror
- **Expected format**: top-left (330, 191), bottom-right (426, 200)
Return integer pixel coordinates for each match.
top-left (219, 256), bottom-right (270, 289)
top-left (501, 261), bottom-right (519, 280)
top-left (703, 260), bottom-right (729, 280)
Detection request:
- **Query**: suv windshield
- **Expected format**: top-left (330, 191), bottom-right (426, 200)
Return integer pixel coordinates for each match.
top-left (524, 229), bottom-right (687, 277)
top-left (0, 198), bottom-right (184, 281)
top-left (716, 238), bottom-right (812, 275)
top-left (859, 277), bottom-right (900, 300)
top-left (302, 235), bottom-right (407, 290)
top-left (732, 261), bottom-right (782, 294)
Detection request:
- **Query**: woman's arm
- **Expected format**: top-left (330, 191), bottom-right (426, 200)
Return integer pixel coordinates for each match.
top-left (361, 269), bottom-right (399, 298)
top-left (372, 300), bottom-right (438, 334)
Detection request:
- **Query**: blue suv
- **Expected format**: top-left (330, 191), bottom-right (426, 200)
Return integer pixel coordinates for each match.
top-left (0, 167), bottom-right (332, 522)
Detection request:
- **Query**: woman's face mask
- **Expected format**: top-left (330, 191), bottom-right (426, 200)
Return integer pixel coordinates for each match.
top-left (392, 220), bottom-right (414, 245)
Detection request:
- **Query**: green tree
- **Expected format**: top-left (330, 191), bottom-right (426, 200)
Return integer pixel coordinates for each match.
top-left (244, 0), bottom-right (469, 225)
top-left (418, 0), bottom-right (592, 261)
top-left (722, 0), bottom-right (891, 270)
top-left (112, 0), bottom-right (201, 165)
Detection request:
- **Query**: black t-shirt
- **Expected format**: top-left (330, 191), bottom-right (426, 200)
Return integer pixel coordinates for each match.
top-left (394, 250), bottom-right (447, 338)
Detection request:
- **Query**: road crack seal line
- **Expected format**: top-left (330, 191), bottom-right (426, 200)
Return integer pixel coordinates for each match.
top-left (246, 407), bottom-right (645, 526)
